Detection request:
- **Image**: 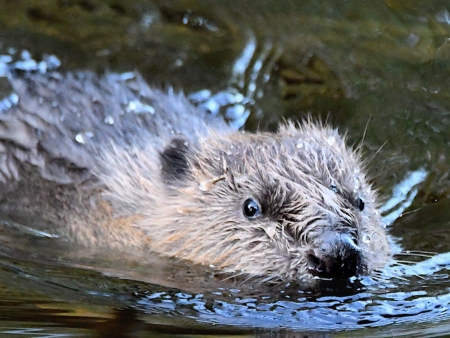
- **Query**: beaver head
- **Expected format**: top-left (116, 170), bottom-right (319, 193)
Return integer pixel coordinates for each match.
top-left (99, 121), bottom-right (391, 284)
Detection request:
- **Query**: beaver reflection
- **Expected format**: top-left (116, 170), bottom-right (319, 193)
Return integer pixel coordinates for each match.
top-left (0, 70), bottom-right (392, 285)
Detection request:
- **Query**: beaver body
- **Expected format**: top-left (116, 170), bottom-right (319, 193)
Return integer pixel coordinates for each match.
top-left (0, 70), bottom-right (391, 284)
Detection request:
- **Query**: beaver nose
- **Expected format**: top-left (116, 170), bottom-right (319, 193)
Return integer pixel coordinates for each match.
top-left (306, 233), bottom-right (361, 279)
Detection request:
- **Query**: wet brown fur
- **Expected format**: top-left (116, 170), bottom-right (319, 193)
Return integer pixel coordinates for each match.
top-left (0, 70), bottom-right (391, 284)
top-left (96, 121), bottom-right (391, 283)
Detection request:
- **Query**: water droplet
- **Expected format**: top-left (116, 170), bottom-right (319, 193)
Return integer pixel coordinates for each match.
top-left (436, 9), bottom-right (450, 25)
top-left (13, 59), bottom-right (38, 71)
top-left (44, 54), bottom-right (61, 70)
top-left (188, 89), bottom-right (211, 103)
top-left (225, 104), bottom-right (245, 120)
top-left (362, 234), bottom-right (371, 244)
top-left (174, 59), bottom-right (184, 67)
top-left (37, 60), bottom-right (48, 73)
top-left (140, 13), bottom-right (156, 28)
top-left (234, 93), bottom-right (245, 103)
top-left (326, 136), bottom-right (336, 146)
top-left (406, 33), bottom-right (420, 47)
top-left (104, 115), bottom-right (115, 124)
top-left (75, 134), bottom-right (85, 144)
top-left (0, 54), bottom-right (13, 63)
top-left (0, 93), bottom-right (19, 110)
top-left (125, 100), bottom-right (155, 114)
top-left (265, 226), bottom-right (276, 239)
top-left (75, 131), bottom-right (94, 144)
top-left (21, 50), bottom-right (31, 60)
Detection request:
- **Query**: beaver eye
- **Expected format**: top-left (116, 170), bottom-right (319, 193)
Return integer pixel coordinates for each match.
top-left (355, 197), bottom-right (365, 211)
top-left (243, 198), bottom-right (261, 219)
top-left (330, 184), bottom-right (339, 193)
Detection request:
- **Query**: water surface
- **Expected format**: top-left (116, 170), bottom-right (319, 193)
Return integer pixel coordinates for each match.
top-left (0, 1), bottom-right (449, 337)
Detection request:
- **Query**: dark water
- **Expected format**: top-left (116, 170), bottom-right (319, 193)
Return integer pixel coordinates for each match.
top-left (0, 1), bottom-right (450, 337)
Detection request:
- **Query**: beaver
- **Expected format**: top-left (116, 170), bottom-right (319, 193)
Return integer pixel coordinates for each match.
top-left (0, 70), bottom-right (391, 284)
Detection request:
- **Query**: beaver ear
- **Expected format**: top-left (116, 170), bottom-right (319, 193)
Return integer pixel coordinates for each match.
top-left (160, 137), bottom-right (191, 181)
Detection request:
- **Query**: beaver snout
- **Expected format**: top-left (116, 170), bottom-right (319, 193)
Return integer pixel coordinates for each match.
top-left (306, 232), bottom-right (362, 279)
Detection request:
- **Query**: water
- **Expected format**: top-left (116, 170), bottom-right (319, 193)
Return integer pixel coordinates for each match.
top-left (0, 0), bottom-right (450, 336)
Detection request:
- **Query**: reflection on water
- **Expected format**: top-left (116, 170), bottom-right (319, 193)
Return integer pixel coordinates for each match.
top-left (0, 236), bottom-right (450, 336)
top-left (0, 0), bottom-right (450, 336)
top-left (380, 168), bottom-right (428, 226)
top-left (132, 270), bottom-right (450, 331)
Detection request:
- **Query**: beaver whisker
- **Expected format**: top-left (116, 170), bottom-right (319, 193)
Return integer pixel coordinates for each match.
top-left (380, 272), bottom-right (409, 282)
top-left (354, 117), bottom-right (372, 154)
top-left (395, 251), bottom-right (436, 258)
top-left (221, 270), bottom-right (255, 284)
top-left (397, 207), bottom-right (423, 218)
top-left (395, 260), bottom-right (420, 265)
top-left (365, 140), bottom-right (388, 168)
top-left (223, 270), bottom-right (242, 280)
top-left (379, 264), bottom-right (414, 281)
top-left (370, 272), bottom-right (390, 284)
top-left (249, 273), bottom-right (283, 286)
top-left (412, 273), bottom-right (427, 280)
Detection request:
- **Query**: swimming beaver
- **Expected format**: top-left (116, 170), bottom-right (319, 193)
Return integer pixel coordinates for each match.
top-left (0, 70), bottom-right (391, 284)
